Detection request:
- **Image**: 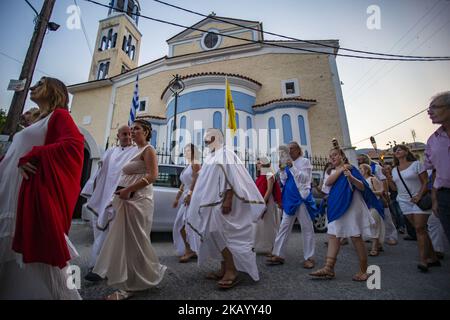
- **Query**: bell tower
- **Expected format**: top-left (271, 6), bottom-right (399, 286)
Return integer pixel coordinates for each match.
top-left (88, 0), bottom-right (142, 81)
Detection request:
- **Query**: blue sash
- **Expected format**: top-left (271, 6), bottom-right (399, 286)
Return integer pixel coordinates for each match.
top-left (281, 167), bottom-right (318, 220)
top-left (327, 167), bottom-right (384, 223)
top-left (370, 162), bottom-right (376, 176)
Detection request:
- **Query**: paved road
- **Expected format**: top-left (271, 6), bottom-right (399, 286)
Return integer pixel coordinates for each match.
top-left (69, 220), bottom-right (450, 300)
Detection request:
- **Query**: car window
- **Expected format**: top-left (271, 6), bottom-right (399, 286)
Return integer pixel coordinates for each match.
top-left (155, 166), bottom-right (183, 188)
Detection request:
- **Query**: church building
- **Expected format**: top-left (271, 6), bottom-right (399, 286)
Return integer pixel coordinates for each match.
top-left (68, 0), bottom-right (353, 174)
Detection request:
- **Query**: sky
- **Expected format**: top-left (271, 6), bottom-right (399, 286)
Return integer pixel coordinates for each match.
top-left (0, 0), bottom-right (449, 151)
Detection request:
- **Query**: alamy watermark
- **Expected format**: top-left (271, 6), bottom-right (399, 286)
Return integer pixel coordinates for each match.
top-left (366, 265), bottom-right (381, 290)
top-left (66, 265), bottom-right (81, 290)
top-left (367, 5), bottom-right (381, 30)
top-left (66, 5), bottom-right (81, 30)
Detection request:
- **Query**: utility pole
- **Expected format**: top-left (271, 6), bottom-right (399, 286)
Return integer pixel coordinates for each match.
top-left (1, 0), bottom-right (57, 137)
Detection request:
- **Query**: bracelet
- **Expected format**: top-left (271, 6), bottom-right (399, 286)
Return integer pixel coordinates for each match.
top-left (187, 190), bottom-right (193, 196)
top-left (141, 177), bottom-right (150, 185)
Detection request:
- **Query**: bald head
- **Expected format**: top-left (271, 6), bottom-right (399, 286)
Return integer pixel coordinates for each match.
top-left (117, 125), bottom-right (132, 147)
top-left (204, 128), bottom-right (224, 151)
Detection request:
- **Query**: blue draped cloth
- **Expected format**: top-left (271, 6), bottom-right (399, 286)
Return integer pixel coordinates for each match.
top-left (327, 166), bottom-right (384, 223)
top-left (281, 167), bottom-right (318, 220)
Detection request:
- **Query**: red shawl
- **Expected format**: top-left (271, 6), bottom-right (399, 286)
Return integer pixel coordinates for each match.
top-left (12, 109), bottom-right (84, 268)
top-left (256, 174), bottom-right (282, 205)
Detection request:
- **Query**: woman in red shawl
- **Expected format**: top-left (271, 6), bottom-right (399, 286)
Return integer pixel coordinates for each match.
top-left (0, 77), bottom-right (84, 299)
top-left (254, 156), bottom-right (282, 255)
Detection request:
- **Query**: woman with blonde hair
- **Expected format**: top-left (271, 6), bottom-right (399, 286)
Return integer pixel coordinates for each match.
top-left (359, 163), bottom-right (386, 256)
top-left (310, 145), bottom-right (380, 281)
top-left (93, 119), bottom-right (166, 300)
top-left (0, 77), bottom-right (84, 299)
top-left (389, 144), bottom-right (439, 272)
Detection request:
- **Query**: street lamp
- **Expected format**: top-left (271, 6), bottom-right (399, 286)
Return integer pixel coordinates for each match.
top-left (169, 74), bottom-right (185, 163)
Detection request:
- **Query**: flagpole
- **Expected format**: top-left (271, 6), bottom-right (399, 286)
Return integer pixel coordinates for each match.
top-left (224, 76), bottom-right (227, 147)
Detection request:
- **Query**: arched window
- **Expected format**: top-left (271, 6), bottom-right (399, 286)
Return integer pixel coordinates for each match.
top-left (213, 111), bottom-right (222, 131)
top-left (130, 45), bottom-right (135, 60)
top-left (108, 0), bottom-right (114, 15)
top-left (282, 114), bottom-right (293, 144)
top-left (97, 63), bottom-right (104, 80)
top-left (104, 62), bottom-right (110, 78)
top-left (122, 36), bottom-right (127, 51)
top-left (112, 33), bottom-right (117, 48)
top-left (246, 116), bottom-right (252, 149)
top-left (151, 129), bottom-right (157, 148)
top-left (179, 116), bottom-right (186, 149)
top-left (233, 113), bottom-right (239, 147)
top-left (298, 115), bottom-right (307, 145)
top-left (268, 117), bottom-right (276, 149)
top-left (133, 4), bottom-right (139, 24)
top-left (107, 29), bottom-right (113, 49)
top-left (99, 36), bottom-right (107, 51)
top-left (167, 119), bottom-right (173, 150)
top-left (126, 35), bottom-right (132, 55)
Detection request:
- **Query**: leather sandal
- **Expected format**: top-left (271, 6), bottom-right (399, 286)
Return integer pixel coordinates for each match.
top-left (266, 256), bottom-right (285, 265)
top-left (309, 256), bottom-right (336, 279)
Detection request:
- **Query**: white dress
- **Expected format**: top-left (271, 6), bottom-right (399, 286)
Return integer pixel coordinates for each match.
top-left (172, 164), bottom-right (200, 256)
top-left (392, 161), bottom-right (429, 215)
top-left (323, 169), bottom-right (375, 238)
top-left (365, 177), bottom-right (386, 243)
top-left (254, 173), bottom-right (280, 254)
top-left (0, 113), bottom-right (81, 300)
top-left (93, 146), bottom-right (167, 291)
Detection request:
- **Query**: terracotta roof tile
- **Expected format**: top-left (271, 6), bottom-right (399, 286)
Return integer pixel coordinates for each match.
top-left (161, 72), bottom-right (261, 99)
top-left (252, 97), bottom-right (317, 108)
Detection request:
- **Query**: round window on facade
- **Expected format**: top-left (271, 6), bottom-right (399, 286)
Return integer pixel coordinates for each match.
top-left (202, 31), bottom-right (220, 50)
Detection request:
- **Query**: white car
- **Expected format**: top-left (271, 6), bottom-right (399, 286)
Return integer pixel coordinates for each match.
top-left (152, 164), bottom-right (185, 232)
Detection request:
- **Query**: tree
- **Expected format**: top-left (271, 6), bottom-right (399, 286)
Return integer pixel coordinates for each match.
top-left (0, 109), bottom-right (7, 133)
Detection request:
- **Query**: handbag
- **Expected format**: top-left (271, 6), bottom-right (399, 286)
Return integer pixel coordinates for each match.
top-left (396, 167), bottom-right (432, 211)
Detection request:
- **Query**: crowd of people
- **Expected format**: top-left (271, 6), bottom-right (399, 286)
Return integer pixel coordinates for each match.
top-left (0, 78), bottom-right (448, 300)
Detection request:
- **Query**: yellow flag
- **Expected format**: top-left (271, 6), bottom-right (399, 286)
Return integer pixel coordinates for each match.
top-left (225, 79), bottom-right (237, 136)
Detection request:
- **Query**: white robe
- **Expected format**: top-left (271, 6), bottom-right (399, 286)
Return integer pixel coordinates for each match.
top-left (81, 145), bottom-right (139, 267)
top-left (187, 147), bottom-right (265, 281)
top-left (0, 113), bottom-right (80, 300)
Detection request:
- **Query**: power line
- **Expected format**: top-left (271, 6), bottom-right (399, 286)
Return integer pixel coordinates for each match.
top-left (74, 0), bottom-right (93, 55)
top-left (82, 0), bottom-right (450, 61)
top-left (346, 2), bottom-right (449, 101)
top-left (24, 0), bottom-right (39, 16)
top-left (347, 16), bottom-right (450, 104)
top-left (345, 0), bottom-right (444, 96)
top-left (353, 107), bottom-right (428, 145)
top-left (0, 51), bottom-right (51, 76)
top-left (153, 0), bottom-right (450, 60)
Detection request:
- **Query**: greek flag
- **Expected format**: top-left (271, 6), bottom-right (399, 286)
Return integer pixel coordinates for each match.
top-left (128, 74), bottom-right (139, 127)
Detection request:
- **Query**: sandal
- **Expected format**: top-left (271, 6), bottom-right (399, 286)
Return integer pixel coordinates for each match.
top-left (104, 290), bottom-right (134, 300)
top-left (352, 273), bottom-right (369, 282)
top-left (179, 252), bottom-right (197, 263)
top-left (218, 276), bottom-right (242, 289)
top-left (309, 267), bottom-right (335, 279)
top-left (369, 250), bottom-right (379, 257)
top-left (266, 256), bottom-right (285, 265)
top-left (309, 256), bottom-right (336, 279)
